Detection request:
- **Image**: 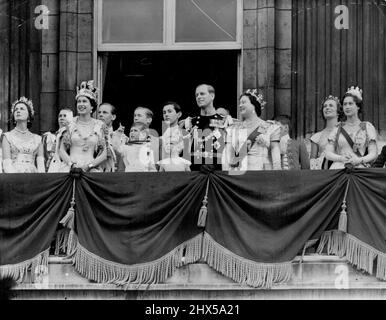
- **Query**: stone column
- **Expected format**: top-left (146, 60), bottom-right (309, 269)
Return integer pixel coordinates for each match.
top-left (40, 0), bottom-right (60, 132)
top-left (242, 0), bottom-right (292, 120)
top-left (59, 0), bottom-right (93, 111)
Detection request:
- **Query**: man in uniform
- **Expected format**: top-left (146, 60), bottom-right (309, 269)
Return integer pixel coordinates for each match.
top-left (182, 84), bottom-right (228, 171)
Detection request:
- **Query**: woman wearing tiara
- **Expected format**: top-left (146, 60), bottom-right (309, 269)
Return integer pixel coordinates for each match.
top-left (58, 81), bottom-right (108, 172)
top-left (224, 90), bottom-right (281, 171)
top-left (2, 97), bottom-right (45, 173)
top-left (310, 95), bottom-right (341, 169)
top-left (325, 86), bottom-right (378, 169)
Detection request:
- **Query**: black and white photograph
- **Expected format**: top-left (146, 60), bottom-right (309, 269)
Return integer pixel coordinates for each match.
top-left (0, 0), bottom-right (385, 307)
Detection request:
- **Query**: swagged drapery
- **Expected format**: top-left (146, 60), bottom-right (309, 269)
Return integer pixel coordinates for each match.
top-left (0, 174), bottom-right (73, 282)
top-left (0, 169), bottom-right (385, 288)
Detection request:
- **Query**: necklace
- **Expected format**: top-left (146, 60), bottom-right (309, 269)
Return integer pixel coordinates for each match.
top-left (345, 120), bottom-right (360, 127)
top-left (77, 118), bottom-right (92, 125)
top-left (14, 128), bottom-right (29, 134)
top-left (76, 118), bottom-right (95, 152)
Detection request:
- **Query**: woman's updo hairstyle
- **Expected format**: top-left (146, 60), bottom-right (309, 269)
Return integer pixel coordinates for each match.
top-left (320, 95), bottom-right (343, 122)
top-left (241, 89), bottom-right (265, 117)
top-left (341, 86), bottom-right (363, 119)
top-left (11, 97), bottom-right (35, 128)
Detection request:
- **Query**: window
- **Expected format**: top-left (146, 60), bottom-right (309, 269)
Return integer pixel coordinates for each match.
top-left (102, 0), bottom-right (164, 43)
top-left (96, 0), bottom-right (242, 51)
top-left (175, 0), bottom-right (237, 43)
top-left (95, 0), bottom-right (243, 116)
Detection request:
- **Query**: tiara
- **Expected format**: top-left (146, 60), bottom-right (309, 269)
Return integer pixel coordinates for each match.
top-left (11, 97), bottom-right (34, 116)
top-left (76, 80), bottom-right (98, 102)
top-left (346, 86), bottom-right (363, 101)
top-left (245, 89), bottom-right (267, 108)
top-left (322, 95), bottom-right (340, 106)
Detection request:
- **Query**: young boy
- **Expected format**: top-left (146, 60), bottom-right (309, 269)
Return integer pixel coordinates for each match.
top-left (158, 135), bottom-right (191, 172)
top-left (274, 115), bottom-right (310, 170)
top-left (116, 122), bottom-right (157, 172)
top-left (134, 106), bottom-right (153, 128)
top-left (116, 107), bottom-right (159, 172)
top-left (158, 102), bottom-right (190, 171)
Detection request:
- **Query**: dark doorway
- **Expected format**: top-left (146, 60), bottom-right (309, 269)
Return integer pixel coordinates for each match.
top-left (101, 50), bottom-right (239, 135)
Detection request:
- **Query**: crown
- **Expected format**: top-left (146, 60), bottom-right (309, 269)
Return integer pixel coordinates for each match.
top-left (322, 95), bottom-right (341, 106)
top-left (245, 89), bottom-right (267, 108)
top-left (346, 86), bottom-right (363, 101)
top-left (11, 97), bottom-right (34, 116)
top-left (76, 80), bottom-right (98, 102)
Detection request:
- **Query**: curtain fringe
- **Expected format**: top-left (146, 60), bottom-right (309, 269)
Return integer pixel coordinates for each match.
top-left (202, 232), bottom-right (292, 289)
top-left (0, 249), bottom-right (49, 283)
top-left (54, 228), bottom-right (70, 255)
top-left (317, 230), bottom-right (386, 281)
top-left (67, 232), bottom-right (203, 288)
top-left (65, 229), bottom-right (78, 256)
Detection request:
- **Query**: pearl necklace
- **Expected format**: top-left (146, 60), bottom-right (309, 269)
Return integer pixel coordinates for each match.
top-left (345, 120), bottom-right (361, 127)
top-left (14, 128), bottom-right (29, 134)
top-left (77, 118), bottom-right (93, 125)
top-left (75, 118), bottom-right (95, 152)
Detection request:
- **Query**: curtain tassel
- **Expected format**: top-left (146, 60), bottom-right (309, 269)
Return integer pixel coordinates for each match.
top-left (338, 180), bottom-right (350, 233)
top-left (60, 179), bottom-right (76, 230)
top-left (197, 179), bottom-right (210, 228)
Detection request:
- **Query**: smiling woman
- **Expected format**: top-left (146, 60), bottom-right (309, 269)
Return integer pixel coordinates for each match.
top-left (224, 90), bottom-right (281, 172)
top-left (310, 96), bottom-right (341, 169)
top-left (57, 81), bottom-right (109, 173)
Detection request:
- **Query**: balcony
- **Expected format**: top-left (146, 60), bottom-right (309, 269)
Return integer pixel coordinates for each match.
top-left (10, 255), bottom-right (386, 300)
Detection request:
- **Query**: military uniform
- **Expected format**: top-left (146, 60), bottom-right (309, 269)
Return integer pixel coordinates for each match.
top-left (186, 113), bottom-right (228, 172)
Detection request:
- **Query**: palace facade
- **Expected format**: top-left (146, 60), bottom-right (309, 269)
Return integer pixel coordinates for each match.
top-left (0, 0), bottom-right (385, 137)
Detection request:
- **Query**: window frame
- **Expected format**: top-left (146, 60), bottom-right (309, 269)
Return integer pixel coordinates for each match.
top-left (96, 0), bottom-right (243, 51)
